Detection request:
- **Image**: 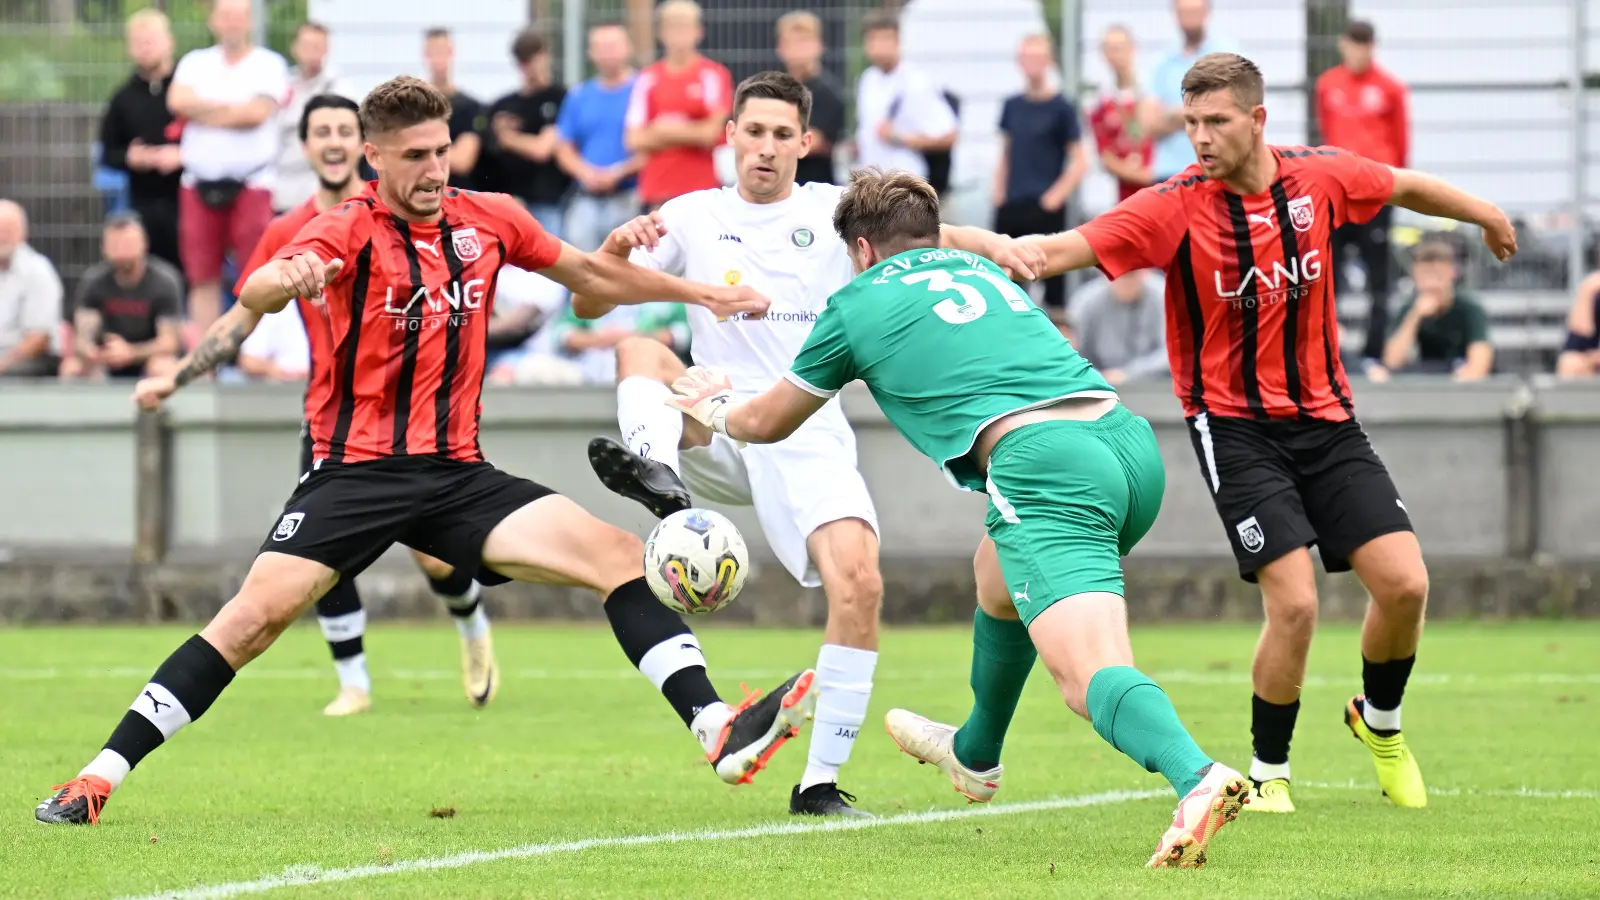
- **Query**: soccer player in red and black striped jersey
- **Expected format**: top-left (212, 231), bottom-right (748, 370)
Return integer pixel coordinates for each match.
top-left (131, 94), bottom-right (499, 720)
top-left (38, 76), bottom-right (818, 826)
top-left (1018, 53), bottom-right (1517, 813)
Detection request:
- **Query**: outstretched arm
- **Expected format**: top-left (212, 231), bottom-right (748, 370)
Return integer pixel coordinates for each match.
top-left (543, 243), bottom-right (769, 321)
top-left (132, 303), bottom-right (264, 409)
top-left (666, 367), bottom-right (828, 445)
top-left (1387, 168), bottom-right (1517, 260)
top-left (1017, 229), bottom-right (1102, 280)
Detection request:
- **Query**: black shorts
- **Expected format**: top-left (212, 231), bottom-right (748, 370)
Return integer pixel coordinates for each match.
top-left (262, 454), bottom-right (555, 585)
top-left (1185, 414), bottom-right (1413, 582)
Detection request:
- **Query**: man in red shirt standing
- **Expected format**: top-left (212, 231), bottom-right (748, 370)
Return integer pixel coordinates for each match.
top-left (625, 0), bottom-right (734, 211)
top-left (1316, 20), bottom-right (1410, 363)
top-left (1087, 24), bottom-right (1153, 204)
top-left (37, 76), bottom-right (817, 827)
top-left (1014, 53), bottom-right (1516, 817)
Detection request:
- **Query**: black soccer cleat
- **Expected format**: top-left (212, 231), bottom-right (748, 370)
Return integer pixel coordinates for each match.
top-left (707, 670), bottom-right (817, 785)
top-left (586, 436), bottom-right (692, 519)
top-left (35, 775), bottom-right (111, 825)
top-left (790, 782), bottom-right (875, 818)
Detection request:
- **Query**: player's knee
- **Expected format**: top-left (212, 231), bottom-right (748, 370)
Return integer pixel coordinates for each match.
top-left (411, 550), bottom-right (455, 582)
top-left (972, 542), bottom-right (1017, 620)
top-left (599, 528), bottom-right (647, 594)
top-left (825, 557), bottom-right (883, 625)
top-left (1373, 564), bottom-right (1429, 616)
top-left (1262, 586), bottom-right (1319, 635)
top-left (616, 335), bottom-right (674, 381)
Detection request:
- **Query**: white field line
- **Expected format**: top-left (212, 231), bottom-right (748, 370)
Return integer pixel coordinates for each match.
top-left (102, 781), bottom-right (1600, 900)
top-left (111, 788), bottom-right (1169, 900)
top-left (3, 667), bottom-right (1596, 686)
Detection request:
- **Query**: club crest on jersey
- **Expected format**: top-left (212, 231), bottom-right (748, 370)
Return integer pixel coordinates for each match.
top-left (1235, 515), bottom-right (1265, 553)
top-left (451, 227), bottom-right (483, 261)
top-left (1287, 196), bottom-right (1315, 233)
top-left (790, 227), bottom-right (814, 248)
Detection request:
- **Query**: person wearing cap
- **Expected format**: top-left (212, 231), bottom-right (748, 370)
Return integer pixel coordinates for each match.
top-left (1316, 19), bottom-right (1411, 365)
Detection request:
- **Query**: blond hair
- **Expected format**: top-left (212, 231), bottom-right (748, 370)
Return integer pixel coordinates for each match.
top-left (832, 166), bottom-right (941, 255)
top-left (777, 10), bottom-right (822, 40)
top-left (126, 7), bottom-right (170, 35)
top-left (1180, 52), bottom-right (1265, 108)
top-left (657, 0), bottom-right (702, 23)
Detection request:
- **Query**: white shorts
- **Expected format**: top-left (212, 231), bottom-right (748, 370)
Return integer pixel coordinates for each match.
top-left (679, 400), bottom-right (878, 587)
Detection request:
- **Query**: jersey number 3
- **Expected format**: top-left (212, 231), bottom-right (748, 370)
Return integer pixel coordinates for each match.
top-left (904, 268), bottom-right (1032, 325)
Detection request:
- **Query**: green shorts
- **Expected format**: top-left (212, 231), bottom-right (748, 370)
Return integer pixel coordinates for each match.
top-left (983, 404), bottom-right (1165, 625)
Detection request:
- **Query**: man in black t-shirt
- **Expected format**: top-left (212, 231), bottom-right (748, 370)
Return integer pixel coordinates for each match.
top-left (777, 11), bottom-right (845, 185)
top-left (484, 30), bottom-right (572, 239)
top-left (424, 26), bottom-right (486, 189)
top-left (63, 213), bottom-right (182, 380)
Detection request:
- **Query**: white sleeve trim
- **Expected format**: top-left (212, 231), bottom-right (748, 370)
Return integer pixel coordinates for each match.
top-left (784, 371), bottom-right (839, 398)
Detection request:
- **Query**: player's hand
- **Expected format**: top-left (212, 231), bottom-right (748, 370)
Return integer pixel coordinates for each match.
top-left (132, 373), bottom-right (178, 410)
top-left (665, 365), bottom-right (734, 429)
top-left (278, 252), bottom-right (343, 299)
top-left (1480, 208), bottom-right (1518, 262)
top-left (987, 237), bottom-right (1048, 282)
top-left (603, 213), bottom-right (668, 255)
top-left (701, 284), bottom-right (771, 320)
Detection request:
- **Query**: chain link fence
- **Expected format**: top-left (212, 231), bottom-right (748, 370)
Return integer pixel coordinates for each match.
top-left (0, 0), bottom-right (1595, 373)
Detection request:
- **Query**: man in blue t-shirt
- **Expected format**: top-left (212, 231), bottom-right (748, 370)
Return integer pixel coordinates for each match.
top-left (554, 22), bottom-right (642, 251)
top-left (992, 32), bottom-right (1087, 312)
top-left (1144, 0), bottom-right (1234, 181)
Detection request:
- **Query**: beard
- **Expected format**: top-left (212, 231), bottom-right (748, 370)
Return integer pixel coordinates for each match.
top-left (317, 172), bottom-right (355, 193)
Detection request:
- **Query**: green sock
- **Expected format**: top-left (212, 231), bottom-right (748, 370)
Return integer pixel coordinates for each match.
top-left (1085, 665), bottom-right (1213, 797)
top-left (951, 609), bottom-right (1037, 771)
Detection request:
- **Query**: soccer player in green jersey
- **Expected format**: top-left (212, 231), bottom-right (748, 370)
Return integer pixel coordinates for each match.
top-left (665, 167), bottom-right (1250, 869)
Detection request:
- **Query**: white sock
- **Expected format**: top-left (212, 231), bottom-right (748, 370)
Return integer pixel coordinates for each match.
top-left (454, 605), bottom-right (490, 642)
top-left (800, 644), bottom-right (877, 791)
top-left (333, 654), bottom-right (371, 693)
top-left (690, 701), bottom-right (736, 755)
top-left (1249, 757), bottom-right (1292, 783)
top-left (617, 375), bottom-right (684, 474)
top-left (1363, 700), bottom-right (1402, 732)
top-left (80, 748), bottom-right (132, 791)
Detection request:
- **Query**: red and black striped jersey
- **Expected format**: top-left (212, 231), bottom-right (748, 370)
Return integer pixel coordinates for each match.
top-left (1078, 145), bottom-right (1394, 422)
top-left (272, 183), bottom-right (562, 463)
top-left (235, 198), bottom-right (333, 427)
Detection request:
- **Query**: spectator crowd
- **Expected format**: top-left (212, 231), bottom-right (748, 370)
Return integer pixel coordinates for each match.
top-left (1, 0), bottom-right (1592, 386)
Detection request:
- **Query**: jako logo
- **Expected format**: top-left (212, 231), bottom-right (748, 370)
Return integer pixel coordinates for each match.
top-left (717, 233), bottom-right (743, 243)
top-left (1213, 249), bottom-right (1321, 310)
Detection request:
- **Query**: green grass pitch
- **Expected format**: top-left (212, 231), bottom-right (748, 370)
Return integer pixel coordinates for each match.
top-left (2, 621), bottom-right (1596, 898)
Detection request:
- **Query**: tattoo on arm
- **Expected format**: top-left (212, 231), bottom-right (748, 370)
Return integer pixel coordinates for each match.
top-left (173, 318), bottom-right (251, 387)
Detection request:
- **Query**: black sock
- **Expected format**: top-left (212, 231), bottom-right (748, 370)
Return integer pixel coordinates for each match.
top-left (1362, 655), bottom-right (1416, 712)
top-left (315, 579), bottom-right (365, 660)
top-left (105, 635), bottom-right (236, 771)
top-left (430, 572), bottom-right (480, 617)
top-left (604, 577), bottom-right (721, 727)
top-left (1251, 694), bottom-right (1300, 768)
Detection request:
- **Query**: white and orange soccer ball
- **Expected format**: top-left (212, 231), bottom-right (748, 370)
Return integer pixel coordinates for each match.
top-left (644, 508), bottom-right (749, 615)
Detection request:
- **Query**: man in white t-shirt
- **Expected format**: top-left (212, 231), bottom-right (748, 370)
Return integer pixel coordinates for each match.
top-left (853, 10), bottom-right (957, 179)
top-left (571, 71), bottom-right (1031, 819)
top-left (167, 0), bottom-right (289, 330)
top-left (236, 295), bottom-right (308, 380)
top-left (271, 21), bottom-right (355, 213)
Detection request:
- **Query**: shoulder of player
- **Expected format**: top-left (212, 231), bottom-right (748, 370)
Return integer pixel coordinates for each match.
top-left (1149, 165), bottom-right (1212, 197)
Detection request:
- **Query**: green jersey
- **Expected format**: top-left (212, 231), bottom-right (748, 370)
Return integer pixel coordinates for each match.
top-left (787, 247), bottom-right (1115, 491)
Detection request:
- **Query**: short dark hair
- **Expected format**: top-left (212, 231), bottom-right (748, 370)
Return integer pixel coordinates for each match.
top-left (1344, 20), bottom-right (1376, 44)
top-left (297, 20), bottom-right (328, 37)
top-left (300, 93), bottom-right (361, 142)
top-left (511, 29), bottom-right (548, 64)
top-left (424, 26), bottom-right (451, 41)
top-left (103, 210), bottom-right (144, 232)
top-left (833, 166), bottom-right (941, 257)
top-left (1181, 52), bottom-right (1266, 108)
top-left (360, 75), bottom-right (452, 137)
top-left (1413, 238), bottom-right (1456, 266)
top-left (733, 71), bottom-right (812, 129)
top-left (861, 10), bottom-right (899, 36)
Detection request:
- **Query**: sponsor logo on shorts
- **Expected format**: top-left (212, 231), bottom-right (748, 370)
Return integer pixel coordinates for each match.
top-left (1235, 515), bottom-right (1265, 554)
top-left (273, 511), bottom-right (306, 542)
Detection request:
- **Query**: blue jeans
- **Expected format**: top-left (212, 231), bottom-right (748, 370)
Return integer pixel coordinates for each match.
top-left (525, 202), bottom-right (566, 242)
top-left (564, 191), bottom-right (639, 252)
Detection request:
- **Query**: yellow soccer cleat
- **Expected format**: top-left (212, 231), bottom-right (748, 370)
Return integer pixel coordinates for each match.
top-left (462, 629), bottom-right (498, 709)
top-left (1345, 696), bottom-right (1426, 808)
top-left (1148, 763), bottom-right (1250, 869)
top-left (323, 685), bottom-right (372, 717)
top-left (1246, 777), bottom-right (1295, 813)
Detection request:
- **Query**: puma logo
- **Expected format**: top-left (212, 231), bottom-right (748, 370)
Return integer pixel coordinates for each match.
top-left (1247, 211), bottom-right (1276, 231)
top-left (414, 238), bottom-right (440, 257)
top-left (144, 689), bottom-right (171, 714)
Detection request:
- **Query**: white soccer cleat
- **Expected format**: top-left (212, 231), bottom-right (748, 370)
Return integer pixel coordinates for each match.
top-left (1147, 763), bottom-right (1250, 869)
top-left (461, 630), bottom-right (498, 709)
top-left (884, 708), bottom-right (1002, 803)
top-left (323, 685), bottom-right (371, 717)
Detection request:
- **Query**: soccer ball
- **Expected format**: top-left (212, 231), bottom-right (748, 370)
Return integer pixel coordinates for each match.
top-left (644, 508), bottom-right (750, 615)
